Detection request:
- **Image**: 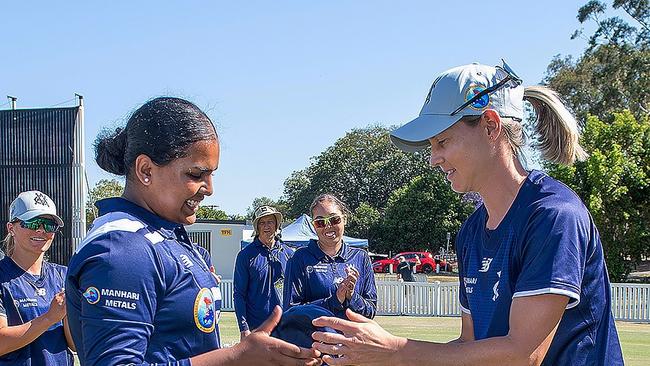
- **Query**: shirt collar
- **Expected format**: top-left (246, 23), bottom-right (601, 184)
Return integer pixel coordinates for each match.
top-left (253, 237), bottom-right (281, 251)
top-left (96, 197), bottom-right (182, 234)
top-left (307, 239), bottom-right (349, 261)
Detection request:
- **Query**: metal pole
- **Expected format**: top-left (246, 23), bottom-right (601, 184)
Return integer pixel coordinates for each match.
top-left (7, 96), bottom-right (17, 109)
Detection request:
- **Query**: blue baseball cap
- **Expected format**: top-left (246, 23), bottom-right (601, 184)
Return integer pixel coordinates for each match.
top-left (271, 304), bottom-right (340, 348)
top-left (390, 60), bottom-right (524, 152)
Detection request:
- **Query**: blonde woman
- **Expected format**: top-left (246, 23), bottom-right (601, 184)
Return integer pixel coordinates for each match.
top-left (0, 191), bottom-right (74, 365)
top-left (311, 60), bottom-right (623, 366)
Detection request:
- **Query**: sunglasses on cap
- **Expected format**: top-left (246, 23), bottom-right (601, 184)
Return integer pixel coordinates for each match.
top-left (312, 215), bottom-right (343, 229)
top-left (450, 59), bottom-right (523, 117)
top-left (18, 217), bottom-right (60, 233)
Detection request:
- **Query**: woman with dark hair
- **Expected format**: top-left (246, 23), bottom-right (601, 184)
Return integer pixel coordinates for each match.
top-left (283, 193), bottom-right (377, 320)
top-left (311, 61), bottom-right (623, 365)
top-left (0, 190), bottom-right (74, 365)
top-left (65, 97), bottom-right (320, 366)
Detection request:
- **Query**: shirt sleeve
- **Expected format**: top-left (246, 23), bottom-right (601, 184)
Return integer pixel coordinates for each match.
top-left (513, 205), bottom-right (586, 308)
top-left (69, 232), bottom-right (187, 366)
top-left (233, 250), bottom-right (250, 332)
top-left (346, 254), bottom-right (377, 319)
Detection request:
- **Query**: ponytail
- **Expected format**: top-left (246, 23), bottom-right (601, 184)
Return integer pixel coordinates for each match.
top-left (2, 233), bottom-right (15, 257)
top-left (524, 85), bottom-right (588, 165)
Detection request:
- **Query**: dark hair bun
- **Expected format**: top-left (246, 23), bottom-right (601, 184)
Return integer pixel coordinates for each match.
top-left (94, 127), bottom-right (128, 175)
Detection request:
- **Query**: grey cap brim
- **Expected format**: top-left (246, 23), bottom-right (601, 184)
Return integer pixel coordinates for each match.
top-left (390, 114), bottom-right (463, 152)
top-left (15, 211), bottom-right (64, 227)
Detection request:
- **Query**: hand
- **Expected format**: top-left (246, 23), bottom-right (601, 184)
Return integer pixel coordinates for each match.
top-left (344, 267), bottom-right (359, 300)
top-left (45, 290), bottom-right (66, 324)
top-left (311, 308), bottom-right (406, 366)
top-left (240, 330), bottom-right (251, 340)
top-left (232, 306), bottom-right (322, 366)
top-left (209, 266), bottom-right (222, 284)
top-left (336, 280), bottom-right (348, 304)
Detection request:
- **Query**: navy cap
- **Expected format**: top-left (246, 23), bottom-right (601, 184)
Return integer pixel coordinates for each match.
top-left (271, 304), bottom-right (340, 348)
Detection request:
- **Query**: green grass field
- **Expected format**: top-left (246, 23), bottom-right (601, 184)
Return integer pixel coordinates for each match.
top-left (73, 311), bottom-right (650, 365)
top-left (216, 312), bottom-right (650, 365)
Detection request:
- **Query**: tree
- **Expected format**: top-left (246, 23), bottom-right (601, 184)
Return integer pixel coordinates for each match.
top-left (542, 1), bottom-right (650, 280)
top-left (347, 202), bottom-right (381, 242)
top-left (196, 205), bottom-right (229, 220)
top-left (546, 111), bottom-right (650, 281)
top-left (282, 126), bottom-right (430, 220)
top-left (545, 0), bottom-right (649, 122)
top-left (86, 179), bottom-right (124, 226)
top-left (374, 170), bottom-right (475, 254)
top-left (571, 0), bottom-right (649, 50)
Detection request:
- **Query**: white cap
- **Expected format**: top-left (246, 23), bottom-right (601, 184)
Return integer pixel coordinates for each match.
top-left (390, 60), bottom-right (524, 152)
top-left (9, 191), bottom-right (64, 226)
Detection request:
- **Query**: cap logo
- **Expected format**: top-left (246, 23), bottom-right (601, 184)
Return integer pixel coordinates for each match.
top-left (465, 84), bottom-right (490, 110)
top-left (33, 193), bottom-right (50, 207)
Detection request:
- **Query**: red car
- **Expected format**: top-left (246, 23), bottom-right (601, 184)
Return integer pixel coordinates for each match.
top-left (372, 251), bottom-right (452, 274)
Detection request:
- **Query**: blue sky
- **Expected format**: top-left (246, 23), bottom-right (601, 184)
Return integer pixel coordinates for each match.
top-left (2, 1), bottom-right (597, 215)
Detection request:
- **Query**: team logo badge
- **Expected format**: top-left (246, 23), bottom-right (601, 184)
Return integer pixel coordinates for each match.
top-left (306, 266), bottom-right (314, 274)
top-left (194, 288), bottom-right (216, 333)
top-left (33, 192), bottom-right (50, 207)
top-left (83, 286), bottom-right (101, 304)
top-left (464, 84), bottom-right (490, 110)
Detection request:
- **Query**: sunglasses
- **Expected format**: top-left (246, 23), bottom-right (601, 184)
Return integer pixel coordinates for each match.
top-left (312, 215), bottom-right (343, 229)
top-left (450, 59), bottom-right (523, 116)
top-left (18, 218), bottom-right (60, 233)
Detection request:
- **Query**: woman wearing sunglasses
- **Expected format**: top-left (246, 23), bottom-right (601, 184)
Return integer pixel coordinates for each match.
top-left (283, 193), bottom-right (377, 320)
top-left (310, 61), bottom-right (623, 365)
top-left (65, 97), bottom-right (321, 366)
top-left (0, 190), bottom-right (75, 365)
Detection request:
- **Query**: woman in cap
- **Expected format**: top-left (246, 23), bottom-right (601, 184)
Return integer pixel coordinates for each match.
top-left (65, 97), bottom-right (321, 366)
top-left (0, 190), bottom-right (74, 365)
top-left (283, 193), bottom-right (377, 320)
top-left (311, 60), bottom-right (623, 365)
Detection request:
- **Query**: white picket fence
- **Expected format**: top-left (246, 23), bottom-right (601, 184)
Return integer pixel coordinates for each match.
top-left (218, 280), bottom-right (650, 322)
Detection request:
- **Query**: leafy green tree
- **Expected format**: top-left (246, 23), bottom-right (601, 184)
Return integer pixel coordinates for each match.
top-left (86, 179), bottom-right (124, 226)
top-left (347, 202), bottom-right (381, 241)
top-left (571, 0), bottom-right (648, 50)
top-left (374, 170), bottom-right (475, 254)
top-left (543, 0), bottom-right (650, 280)
top-left (282, 126), bottom-right (430, 220)
top-left (545, 0), bottom-right (649, 122)
top-left (196, 205), bottom-right (229, 220)
top-left (546, 111), bottom-right (650, 281)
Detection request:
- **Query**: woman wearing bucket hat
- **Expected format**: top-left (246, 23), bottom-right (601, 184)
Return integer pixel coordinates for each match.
top-left (234, 205), bottom-right (294, 340)
top-left (65, 97), bottom-right (321, 366)
top-left (311, 60), bottom-right (623, 365)
top-left (283, 194), bottom-right (377, 321)
top-left (0, 190), bottom-right (75, 365)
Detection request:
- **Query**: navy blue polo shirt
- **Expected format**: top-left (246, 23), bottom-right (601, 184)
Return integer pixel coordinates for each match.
top-left (233, 238), bottom-right (294, 332)
top-left (283, 239), bottom-right (377, 319)
top-left (457, 170), bottom-right (622, 365)
top-left (66, 198), bottom-right (221, 366)
top-left (0, 258), bottom-right (73, 366)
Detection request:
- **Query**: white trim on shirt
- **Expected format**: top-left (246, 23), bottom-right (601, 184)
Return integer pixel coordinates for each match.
top-left (512, 287), bottom-right (581, 309)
